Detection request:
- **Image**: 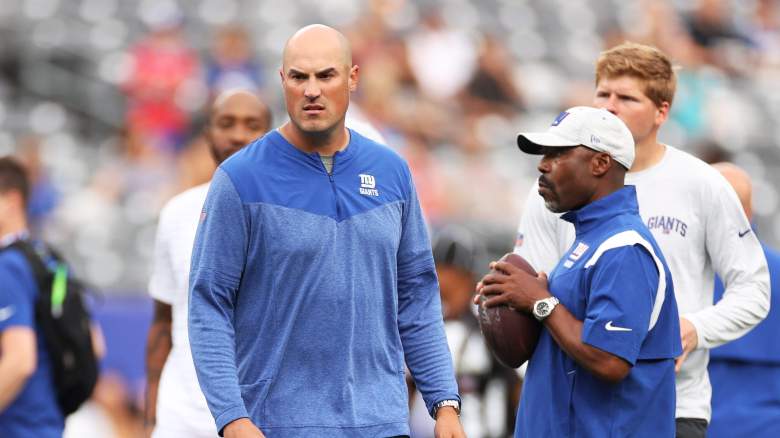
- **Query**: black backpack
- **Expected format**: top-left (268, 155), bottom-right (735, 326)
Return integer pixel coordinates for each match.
top-left (5, 240), bottom-right (99, 416)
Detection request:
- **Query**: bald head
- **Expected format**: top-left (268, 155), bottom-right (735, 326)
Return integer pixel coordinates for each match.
top-left (211, 88), bottom-right (271, 116)
top-left (207, 88), bottom-right (271, 164)
top-left (282, 24), bottom-right (352, 71)
top-left (213, 88), bottom-right (251, 107)
top-left (712, 162), bottom-right (753, 220)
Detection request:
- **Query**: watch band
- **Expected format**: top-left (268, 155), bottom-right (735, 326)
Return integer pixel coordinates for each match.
top-left (433, 399), bottom-right (461, 417)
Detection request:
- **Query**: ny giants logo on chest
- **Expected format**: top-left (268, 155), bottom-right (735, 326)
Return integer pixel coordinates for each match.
top-left (646, 216), bottom-right (688, 237)
top-left (359, 174), bottom-right (379, 197)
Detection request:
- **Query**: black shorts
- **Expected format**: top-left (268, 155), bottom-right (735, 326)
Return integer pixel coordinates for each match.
top-left (676, 417), bottom-right (708, 438)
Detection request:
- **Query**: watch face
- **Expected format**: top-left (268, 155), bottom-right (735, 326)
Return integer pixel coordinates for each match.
top-left (536, 302), bottom-right (549, 315)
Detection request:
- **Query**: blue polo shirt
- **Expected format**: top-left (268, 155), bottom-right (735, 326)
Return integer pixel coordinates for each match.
top-left (516, 186), bottom-right (681, 438)
top-left (0, 245), bottom-right (64, 438)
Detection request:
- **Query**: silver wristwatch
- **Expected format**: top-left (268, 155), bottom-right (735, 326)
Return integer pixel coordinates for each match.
top-left (433, 399), bottom-right (461, 417)
top-left (532, 296), bottom-right (560, 321)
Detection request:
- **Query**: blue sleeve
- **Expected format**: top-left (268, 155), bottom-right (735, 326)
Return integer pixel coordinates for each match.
top-left (188, 169), bottom-right (250, 433)
top-left (396, 168), bottom-right (459, 416)
top-left (0, 251), bottom-right (36, 332)
top-left (581, 245), bottom-right (659, 365)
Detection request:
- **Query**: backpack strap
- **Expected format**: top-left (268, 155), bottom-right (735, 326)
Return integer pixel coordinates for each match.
top-left (8, 240), bottom-right (69, 316)
top-left (7, 240), bottom-right (49, 285)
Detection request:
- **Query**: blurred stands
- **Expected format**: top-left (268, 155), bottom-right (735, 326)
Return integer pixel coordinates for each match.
top-left (1, 0), bottom-right (777, 293)
top-left (1, 2), bottom-right (779, 430)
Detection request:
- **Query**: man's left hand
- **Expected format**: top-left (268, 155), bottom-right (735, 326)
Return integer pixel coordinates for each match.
top-left (675, 317), bottom-right (698, 372)
top-left (434, 407), bottom-right (465, 438)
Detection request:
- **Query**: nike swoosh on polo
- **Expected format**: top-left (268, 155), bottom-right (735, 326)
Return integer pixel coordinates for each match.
top-left (738, 229), bottom-right (752, 238)
top-left (0, 306), bottom-right (15, 322)
top-left (605, 320), bottom-right (632, 332)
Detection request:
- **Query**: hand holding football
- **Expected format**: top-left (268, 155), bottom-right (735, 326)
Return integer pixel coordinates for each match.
top-left (477, 253), bottom-right (541, 368)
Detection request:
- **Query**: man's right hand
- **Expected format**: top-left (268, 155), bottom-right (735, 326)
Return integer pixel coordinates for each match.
top-left (223, 418), bottom-right (266, 438)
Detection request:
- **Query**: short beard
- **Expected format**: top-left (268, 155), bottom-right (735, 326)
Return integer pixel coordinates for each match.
top-left (207, 142), bottom-right (233, 165)
top-left (544, 199), bottom-right (565, 213)
top-left (208, 147), bottom-right (223, 165)
top-left (290, 115), bottom-right (344, 148)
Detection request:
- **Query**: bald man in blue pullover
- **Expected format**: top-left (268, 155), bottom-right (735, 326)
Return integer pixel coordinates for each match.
top-left (188, 24), bottom-right (464, 438)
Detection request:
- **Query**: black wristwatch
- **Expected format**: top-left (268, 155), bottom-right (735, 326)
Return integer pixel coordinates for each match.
top-left (433, 399), bottom-right (461, 417)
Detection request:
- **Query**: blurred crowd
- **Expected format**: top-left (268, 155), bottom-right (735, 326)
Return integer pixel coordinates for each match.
top-left (1, 0), bottom-right (779, 291)
top-left (2, 0), bottom-right (780, 436)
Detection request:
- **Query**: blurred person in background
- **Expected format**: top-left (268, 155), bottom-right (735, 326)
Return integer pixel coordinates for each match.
top-left (88, 125), bottom-right (179, 217)
top-left (439, 117), bottom-right (525, 228)
top-left (145, 88), bottom-right (271, 438)
top-left (409, 225), bottom-right (519, 438)
top-left (15, 136), bottom-right (60, 233)
top-left (400, 135), bottom-right (452, 224)
top-left (405, 6), bottom-right (477, 101)
top-left (205, 25), bottom-right (265, 97)
top-left (512, 42), bottom-right (770, 438)
top-left (460, 34), bottom-right (524, 117)
top-left (122, 4), bottom-right (200, 155)
top-left (708, 162), bottom-right (780, 438)
top-left (749, 0), bottom-right (780, 64)
top-left (682, 0), bottom-right (757, 74)
top-left (0, 156), bottom-right (63, 437)
top-left (188, 24), bottom-right (464, 438)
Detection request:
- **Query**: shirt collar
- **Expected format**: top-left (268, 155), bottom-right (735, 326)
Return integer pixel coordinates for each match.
top-left (561, 186), bottom-right (639, 235)
top-left (270, 128), bottom-right (359, 170)
top-left (0, 230), bottom-right (30, 248)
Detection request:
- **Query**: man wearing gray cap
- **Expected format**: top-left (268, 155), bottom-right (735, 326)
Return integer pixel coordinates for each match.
top-left (476, 106), bottom-right (681, 437)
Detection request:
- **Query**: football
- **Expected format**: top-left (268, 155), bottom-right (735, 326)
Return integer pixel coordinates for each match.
top-left (477, 253), bottom-right (542, 368)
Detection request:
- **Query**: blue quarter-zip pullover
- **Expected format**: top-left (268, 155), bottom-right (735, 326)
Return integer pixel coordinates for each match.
top-left (189, 129), bottom-right (458, 437)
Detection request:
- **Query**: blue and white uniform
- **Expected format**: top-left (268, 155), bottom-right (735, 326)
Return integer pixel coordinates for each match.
top-left (514, 146), bottom-right (770, 422)
top-left (517, 186), bottom-right (681, 437)
top-left (709, 243), bottom-right (780, 438)
top-left (188, 129), bottom-right (458, 437)
top-left (0, 238), bottom-right (63, 438)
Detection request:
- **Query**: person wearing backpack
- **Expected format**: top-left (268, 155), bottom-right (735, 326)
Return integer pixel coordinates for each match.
top-left (0, 156), bottom-right (63, 437)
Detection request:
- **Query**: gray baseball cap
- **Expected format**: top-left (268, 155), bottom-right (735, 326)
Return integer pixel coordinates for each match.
top-left (516, 106), bottom-right (635, 169)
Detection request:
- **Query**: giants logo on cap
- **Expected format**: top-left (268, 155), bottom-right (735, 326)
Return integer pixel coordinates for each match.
top-left (551, 111), bottom-right (570, 126)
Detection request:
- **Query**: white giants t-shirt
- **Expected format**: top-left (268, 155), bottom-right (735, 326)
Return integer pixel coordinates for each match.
top-left (149, 183), bottom-right (217, 437)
